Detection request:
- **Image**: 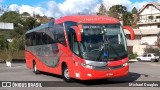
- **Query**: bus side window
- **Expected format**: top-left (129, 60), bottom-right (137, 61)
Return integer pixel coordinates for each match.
top-left (26, 33), bottom-right (31, 46)
top-left (42, 32), bottom-right (47, 44)
top-left (42, 32), bottom-right (54, 44)
top-left (55, 24), bottom-right (66, 46)
top-left (64, 21), bottom-right (79, 55)
top-left (31, 32), bottom-right (36, 46)
top-left (35, 32), bottom-right (42, 45)
top-left (68, 28), bottom-right (79, 55)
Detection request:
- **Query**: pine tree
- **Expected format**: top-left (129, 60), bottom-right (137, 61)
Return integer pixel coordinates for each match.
top-left (132, 7), bottom-right (138, 14)
top-left (97, 3), bottom-right (107, 15)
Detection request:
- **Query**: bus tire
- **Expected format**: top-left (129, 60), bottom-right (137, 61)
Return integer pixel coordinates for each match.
top-left (62, 64), bottom-right (72, 82)
top-left (33, 62), bottom-right (40, 74)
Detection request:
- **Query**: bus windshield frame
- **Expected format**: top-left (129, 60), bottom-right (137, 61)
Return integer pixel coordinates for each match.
top-left (78, 23), bottom-right (127, 61)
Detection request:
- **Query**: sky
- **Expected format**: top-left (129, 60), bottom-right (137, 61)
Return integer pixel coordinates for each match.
top-left (0, 0), bottom-right (159, 18)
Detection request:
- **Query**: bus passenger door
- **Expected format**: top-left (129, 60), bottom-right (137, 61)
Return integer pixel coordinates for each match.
top-left (68, 28), bottom-right (80, 56)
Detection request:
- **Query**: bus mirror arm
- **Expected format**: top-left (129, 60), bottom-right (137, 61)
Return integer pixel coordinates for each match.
top-left (122, 26), bottom-right (135, 40)
top-left (71, 26), bottom-right (82, 42)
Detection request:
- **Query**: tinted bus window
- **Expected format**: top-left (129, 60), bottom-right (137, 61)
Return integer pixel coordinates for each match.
top-left (25, 33), bottom-right (31, 46)
top-left (55, 23), bottom-right (66, 46)
top-left (64, 21), bottom-right (78, 53)
top-left (35, 32), bottom-right (42, 45)
top-left (42, 32), bottom-right (54, 44)
top-left (32, 32), bottom-right (36, 46)
top-left (64, 21), bottom-right (77, 32)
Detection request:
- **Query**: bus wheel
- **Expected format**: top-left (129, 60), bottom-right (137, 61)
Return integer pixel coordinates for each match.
top-left (33, 62), bottom-right (40, 74)
top-left (62, 65), bottom-right (72, 82)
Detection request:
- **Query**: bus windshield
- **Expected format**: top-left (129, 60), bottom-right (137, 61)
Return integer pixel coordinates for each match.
top-left (80, 24), bottom-right (127, 61)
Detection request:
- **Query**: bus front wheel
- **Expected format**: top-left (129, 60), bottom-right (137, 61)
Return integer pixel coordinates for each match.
top-left (33, 62), bottom-right (40, 74)
top-left (62, 65), bottom-right (72, 82)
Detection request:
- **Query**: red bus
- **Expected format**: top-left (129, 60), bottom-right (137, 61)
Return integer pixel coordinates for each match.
top-left (25, 15), bottom-right (134, 82)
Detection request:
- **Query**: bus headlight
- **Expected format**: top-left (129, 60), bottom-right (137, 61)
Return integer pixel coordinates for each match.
top-left (81, 63), bottom-right (93, 69)
top-left (122, 62), bottom-right (128, 67)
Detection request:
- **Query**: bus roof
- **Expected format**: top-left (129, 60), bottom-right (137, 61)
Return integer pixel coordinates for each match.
top-left (55, 15), bottom-right (119, 24)
top-left (26, 21), bottom-right (54, 34)
top-left (26, 15), bottom-right (119, 34)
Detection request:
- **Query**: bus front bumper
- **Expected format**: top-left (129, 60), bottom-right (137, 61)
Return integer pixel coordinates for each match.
top-left (73, 65), bottom-right (129, 80)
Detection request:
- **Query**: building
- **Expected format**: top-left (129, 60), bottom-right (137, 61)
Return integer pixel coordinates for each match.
top-left (137, 2), bottom-right (160, 29)
top-left (123, 3), bottom-right (160, 55)
top-left (124, 28), bottom-right (159, 55)
top-left (136, 2), bottom-right (160, 44)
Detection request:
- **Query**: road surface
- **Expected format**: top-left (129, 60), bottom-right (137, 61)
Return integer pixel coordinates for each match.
top-left (0, 61), bottom-right (160, 90)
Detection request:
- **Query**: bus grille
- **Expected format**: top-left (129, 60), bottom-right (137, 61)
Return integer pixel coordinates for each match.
top-left (109, 65), bottom-right (124, 70)
top-left (93, 66), bottom-right (109, 70)
top-left (93, 65), bottom-right (124, 70)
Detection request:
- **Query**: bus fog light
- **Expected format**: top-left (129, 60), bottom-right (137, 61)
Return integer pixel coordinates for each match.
top-left (75, 72), bottom-right (80, 78)
top-left (87, 73), bottom-right (92, 77)
top-left (122, 62), bottom-right (128, 66)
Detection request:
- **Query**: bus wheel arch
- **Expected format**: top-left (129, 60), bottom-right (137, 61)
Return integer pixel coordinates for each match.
top-left (62, 62), bottom-right (73, 82)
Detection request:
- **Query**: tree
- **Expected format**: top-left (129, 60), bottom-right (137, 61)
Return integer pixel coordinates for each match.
top-left (97, 3), bottom-right (107, 15)
top-left (123, 12), bottom-right (133, 26)
top-left (0, 11), bottom-right (21, 27)
top-left (144, 47), bottom-right (160, 57)
top-left (0, 34), bottom-right (8, 50)
top-left (23, 17), bottom-right (41, 30)
top-left (0, 11), bottom-right (42, 61)
top-left (108, 5), bottom-right (127, 20)
top-left (108, 5), bottom-right (134, 26)
top-left (132, 7), bottom-right (138, 14)
top-left (21, 12), bottom-right (30, 16)
top-left (131, 7), bottom-right (138, 28)
top-left (35, 14), bottom-right (41, 18)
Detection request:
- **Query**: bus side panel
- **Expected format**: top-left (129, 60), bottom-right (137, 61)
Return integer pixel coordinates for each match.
top-left (25, 49), bottom-right (43, 70)
top-left (35, 44), bottom-right (68, 75)
top-left (25, 50), bottom-right (34, 69)
top-left (36, 43), bottom-right (75, 77)
top-left (30, 43), bottom-right (72, 76)
top-left (25, 48), bottom-right (62, 75)
top-left (58, 43), bottom-right (79, 78)
top-left (36, 57), bottom-right (62, 75)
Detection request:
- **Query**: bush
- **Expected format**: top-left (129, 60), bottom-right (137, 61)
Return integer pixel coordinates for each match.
top-left (144, 47), bottom-right (160, 56)
top-left (128, 52), bottom-right (138, 59)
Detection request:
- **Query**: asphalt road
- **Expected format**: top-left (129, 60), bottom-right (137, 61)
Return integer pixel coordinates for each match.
top-left (0, 61), bottom-right (160, 90)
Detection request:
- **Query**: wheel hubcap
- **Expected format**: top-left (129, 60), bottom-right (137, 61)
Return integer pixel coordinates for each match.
top-left (34, 65), bottom-right (36, 72)
top-left (64, 69), bottom-right (70, 79)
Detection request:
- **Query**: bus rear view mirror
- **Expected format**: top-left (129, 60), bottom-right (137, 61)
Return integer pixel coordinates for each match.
top-left (71, 26), bottom-right (82, 42)
top-left (122, 26), bottom-right (135, 40)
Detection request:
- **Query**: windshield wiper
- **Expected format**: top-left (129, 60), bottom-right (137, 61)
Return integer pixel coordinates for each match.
top-left (96, 29), bottom-right (109, 61)
top-left (96, 41), bottom-right (109, 61)
top-left (96, 35), bottom-right (125, 61)
top-left (96, 43), bottom-right (105, 61)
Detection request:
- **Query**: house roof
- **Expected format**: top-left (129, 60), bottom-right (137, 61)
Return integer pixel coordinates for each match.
top-left (138, 2), bottom-right (160, 14)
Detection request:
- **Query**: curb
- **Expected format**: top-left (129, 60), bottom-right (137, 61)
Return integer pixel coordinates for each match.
top-left (129, 59), bottom-right (138, 62)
